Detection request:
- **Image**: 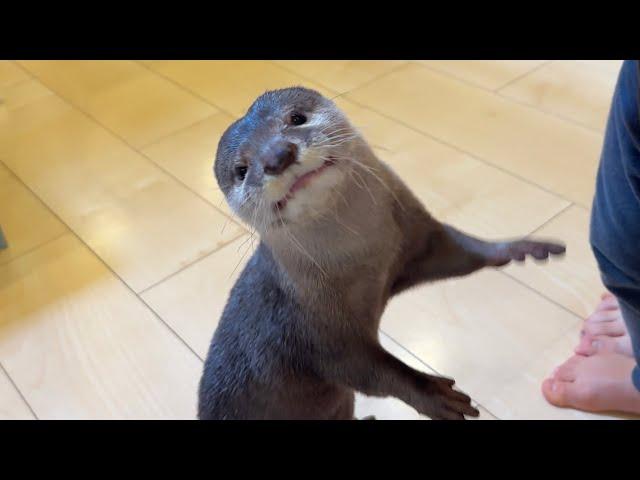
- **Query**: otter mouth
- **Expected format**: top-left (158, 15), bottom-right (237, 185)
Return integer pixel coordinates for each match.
top-left (274, 157), bottom-right (337, 211)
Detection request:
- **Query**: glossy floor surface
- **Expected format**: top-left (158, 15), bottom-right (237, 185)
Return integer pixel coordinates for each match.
top-left (0, 60), bottom-right (626, 419)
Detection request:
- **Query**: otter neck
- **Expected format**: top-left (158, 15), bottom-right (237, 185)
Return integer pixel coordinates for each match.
top-left (261, 153), bottom-right (400, 301)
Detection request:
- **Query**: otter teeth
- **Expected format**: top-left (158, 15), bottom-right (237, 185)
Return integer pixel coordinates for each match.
top-left (275, 158), bottom-right (336, 211)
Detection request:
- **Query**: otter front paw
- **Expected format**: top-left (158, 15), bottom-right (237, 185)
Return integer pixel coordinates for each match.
top-left (489, 239), bottom-right (566, 267)
top-left (417, 376), bottom-right (480, 420)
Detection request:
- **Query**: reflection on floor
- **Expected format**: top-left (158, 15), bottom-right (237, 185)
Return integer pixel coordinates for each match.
top-left (0, 60), bottom-right (626, 419)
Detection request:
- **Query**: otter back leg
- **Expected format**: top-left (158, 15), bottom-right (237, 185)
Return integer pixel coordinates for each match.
top-left (391, 224), bottom-right (565, 295)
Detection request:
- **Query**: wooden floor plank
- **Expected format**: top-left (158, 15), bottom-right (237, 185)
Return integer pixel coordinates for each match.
top-left (500, 60), bottom-right (621, 131)
top-left (347, 63), bottom-right (603, 206)
top-left (19, 60), bottom-right (218, 148)
top-left (0, 234), bottom-right (203, 419)
top-left (0, 88), bottom-right (244, 292)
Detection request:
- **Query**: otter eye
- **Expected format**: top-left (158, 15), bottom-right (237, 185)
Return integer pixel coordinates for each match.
top-left (235, 165), bottom-right (248, 181)
top-left (290, 113), bottom-right (307, 126)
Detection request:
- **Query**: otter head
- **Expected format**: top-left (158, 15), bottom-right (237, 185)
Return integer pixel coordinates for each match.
top-left (214, 87), bottom-right (359, 233)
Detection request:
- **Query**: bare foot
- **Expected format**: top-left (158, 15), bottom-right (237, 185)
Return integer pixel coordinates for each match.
top-left (542, 353), bottom-right (640, 415)
top-left (574, 293), bottom-right (634, 358)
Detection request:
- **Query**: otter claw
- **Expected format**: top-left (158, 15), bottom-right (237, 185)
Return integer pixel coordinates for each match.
top-left (491, 239), bottom-right (566, 266)
top-left (418, 376), bottom-right (480, 420)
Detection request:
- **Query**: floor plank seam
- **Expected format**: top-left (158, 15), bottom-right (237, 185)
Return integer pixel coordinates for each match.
top-left (135, 295), bottom-right (205, 363)
top-left (341, 92), bottom-right (583, 207)
top-left (0, 158), bottom-right (72, 268)
top-left (137, 230), bottom-right (248, 296)
top-left (499, 269), bottom-right (584, 322)
top-left (2, 60), bottom-right (609, 420)
top-left (412, 61), bottom-right (605, 135)
top-left (274, 60), bottom-right (603, 206)
top-left (0, 76), bottom-right (34, 92)
top-left (134, 61), bottom-right (240, 119)
top-left (2, 150), bottom-right (576, 420)
top-left (3, 150), bottom-right (248, 296)
top-left (0, 159), bottom-right (205, 366)
top-left (138, 60), bottom-right (587, 209)
top-left (493, 91), bottom-right (605, 134)
top-left (12, 62), bottom-right (586, 374)
top-left (0, 229), bottom-right (68, 269)
top-left (406, 60), bottom-right (548, 94)
top-left (13, 62), bottom-right (246, 234)
top-left (136, 110), bottom-right (234, 151)
top-left (0, 361), bottom-right (39, 420)
top-left (495, 201), bottom-right (594, 320)
top-left (379, 330), bottom-right (500, 420)
top-left (499, 197), bottom-right (596, 327)
top-left (269, 60), bottom-right (408, 101)
top-left (526, 201), bottom-right (574, 237)
top-left (271, 61), bottom-right (596, 209)
top-left (494, 60), bottom-right (555, 92)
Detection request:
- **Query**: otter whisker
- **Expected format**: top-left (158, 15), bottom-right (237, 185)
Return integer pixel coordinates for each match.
top-left (357, 163), bottom-right (405, 212)
top-left (348, 166), bottom-right (378, 206)
top-left (248, 192), bottom-right (263, 243)
top-left (314, 129), bottom-right (359, 143)
top-left (237, 191), bottom-right (261, 252)
top-left (229, 233), bottom-right (254, 280)
top-left (317, 139), bottom-right (359, 150)
top-left (221, 217), bottom-right (230, 235)
top-left (329, 182), bottom-right (350, 208)
top-left (346, 165), bottom-right (366, 191)
top-left (337, 155), bottom-right (406, 213)
top-left (313, 141), bottom-right (358, 151)
top-left (317, 124), bottom-right (353, 136)
top-left (229, 195), bottom-right (263, 279)
top-left (276, 208), bottom-right (328, 278)
top-left (312, 138), bottom-right (359, 150)
top-left (317, 132), bottom-right (359, 144)
top-left (370, 144), bottom-right (392, 152)
top-left (324, 130), bottom-right (358, 140)
top-left (307, 205), bottom-right (332, 227)
top-left (330, 202), bottom-right (361, 237)
top-left (252, 196), bottom-right (267, 248)
top-left (236, 232), bottom-right (253, 252)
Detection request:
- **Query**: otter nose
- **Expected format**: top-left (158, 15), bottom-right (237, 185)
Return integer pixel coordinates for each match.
top-left (264, 143), bottom-right (297, 176)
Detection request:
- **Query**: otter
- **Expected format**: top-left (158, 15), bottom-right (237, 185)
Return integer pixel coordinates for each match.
top-left (198, 87), bottom-right (565, 420)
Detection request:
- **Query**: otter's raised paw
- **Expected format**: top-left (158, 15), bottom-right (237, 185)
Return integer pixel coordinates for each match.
top-left (418, 376), bottom-right (480, 420)
top-left (490, 239), bottom-right (566, 267)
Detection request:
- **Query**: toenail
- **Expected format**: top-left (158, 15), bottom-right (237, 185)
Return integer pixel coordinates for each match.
top-left (551, 381), bottom-right (558, 392)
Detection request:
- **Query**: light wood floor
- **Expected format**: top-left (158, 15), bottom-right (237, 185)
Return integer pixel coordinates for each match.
top-left (0, 60), bottom-right (625, 419)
